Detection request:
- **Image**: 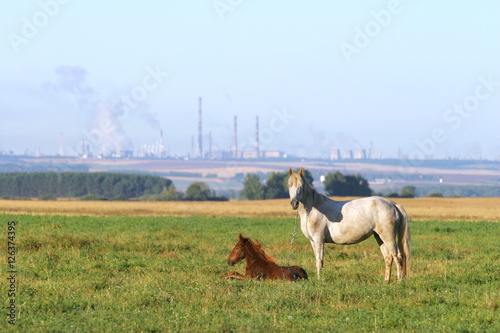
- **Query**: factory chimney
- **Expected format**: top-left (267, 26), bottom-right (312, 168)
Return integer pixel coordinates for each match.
top-left (255, 116), bottom-right (259, 158)
top-left (197, 97), bottom-right (202, 158)
top-left (233, 115), bottom-right (238, 158)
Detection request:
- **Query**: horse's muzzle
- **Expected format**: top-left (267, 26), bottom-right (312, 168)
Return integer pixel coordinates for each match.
top-left (227, 259), bottom-right (235, 266)
top-left (290, 200), bottom-right (299, 210)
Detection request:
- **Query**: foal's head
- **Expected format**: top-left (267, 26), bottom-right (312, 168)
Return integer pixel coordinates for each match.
top-left (226, 234), bottom-right (275, 267)
top-left (226, 234), bottom-right (248, 266)
top-left (288, 168), bottom-right (305, 210)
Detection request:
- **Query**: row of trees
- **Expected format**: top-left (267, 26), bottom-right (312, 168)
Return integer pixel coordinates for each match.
top-left (382, 184), bottom-right (500, 198)
top-left (241, 170), bottom-right (315, 200)
top-left (241, 169), bottom-right (373, 200)
top-left (0, 172), bottom-right (173, 198)
top-left (0, 172), bottom-right (227, 201)
top-left (147, 182), bottom-right (227, 201)
top-left (12, 170), bottom-right (477, 201)
top-left (383, 186), bottom-right (417, 198)
top-left (323, 171), bottom-right (372, 197)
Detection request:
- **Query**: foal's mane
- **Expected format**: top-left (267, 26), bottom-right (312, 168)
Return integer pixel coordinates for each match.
top-left (244, 238), bottom-right (276, 264)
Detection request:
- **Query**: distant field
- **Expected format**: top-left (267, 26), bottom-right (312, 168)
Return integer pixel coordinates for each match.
top-left (1, 197), bottom-right (500, 221)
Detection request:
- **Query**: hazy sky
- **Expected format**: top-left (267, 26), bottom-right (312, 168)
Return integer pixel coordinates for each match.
top-left (1, 1), bottom-right (499, 159)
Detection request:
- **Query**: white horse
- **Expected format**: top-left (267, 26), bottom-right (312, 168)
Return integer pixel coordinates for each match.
top-left (288, 168), bottom-right (411, 283)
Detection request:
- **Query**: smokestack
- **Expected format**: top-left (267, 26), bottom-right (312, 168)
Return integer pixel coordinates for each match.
top-left (59, 132), bottom-right (64, 156)
top-left (233, 115), bottom-right (237, 158)
top-left (255, 116), bottom-right (259, 158)
top-left (197, 97), bottom-right (202, 158)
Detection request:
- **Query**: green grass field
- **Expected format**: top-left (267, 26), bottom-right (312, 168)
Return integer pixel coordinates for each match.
top-left (1, 214), bottom-right (498, 332)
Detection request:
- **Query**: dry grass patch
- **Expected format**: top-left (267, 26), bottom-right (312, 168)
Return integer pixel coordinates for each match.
top-left (1, 197), bottom-right (500, 221)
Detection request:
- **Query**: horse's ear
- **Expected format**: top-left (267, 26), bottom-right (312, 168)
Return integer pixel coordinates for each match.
top-left (300, 168), bottom-right (304, 176)
top-left (238, 233), bottom-right (243, 240)
top-left (289, 168), bottom-right (293, 176)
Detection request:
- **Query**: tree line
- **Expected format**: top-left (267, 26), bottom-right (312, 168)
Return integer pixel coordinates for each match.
top-left (0, 172), bottom-right (172, 199)
top-left (241, 169), bottom-right (373, 200)
top-left (382, 185), bottom-right (500, 198)
top-left (0, 170), bottom-right (381, 201)
top-left (241, 170), bottom-right (500, 199)
top-left (0, 172), bottom-right (227, 201)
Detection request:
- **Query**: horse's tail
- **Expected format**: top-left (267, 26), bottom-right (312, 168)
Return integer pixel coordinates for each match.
top-left (396, 203), bottom-right (411, 279)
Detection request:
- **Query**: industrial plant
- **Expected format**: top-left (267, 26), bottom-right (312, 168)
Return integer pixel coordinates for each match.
top-left (17, 97), bottom-right (396, 161)
top-left (194, 97), bottom-right (284, 160)
top-left (330, 142), bottom-right (381, 161)
top-left (51, 97), bottom-right (284, 160)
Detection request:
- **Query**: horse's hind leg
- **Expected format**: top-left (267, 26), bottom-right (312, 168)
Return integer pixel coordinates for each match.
top-left (374, 233), bottom-right (393, 283)
top-left (375, 232), bottom-right (403, 282)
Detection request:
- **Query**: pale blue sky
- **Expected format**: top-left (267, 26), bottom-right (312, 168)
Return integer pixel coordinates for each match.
top-left (1, 1), bottom-right (499, 159)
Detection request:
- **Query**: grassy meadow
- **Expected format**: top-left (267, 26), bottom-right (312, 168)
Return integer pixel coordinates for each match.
top-left (1, 212), bottom-right (498, 332)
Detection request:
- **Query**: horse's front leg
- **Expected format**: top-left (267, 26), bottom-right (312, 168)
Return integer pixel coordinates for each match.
top-left (220, 272), bottom-right (246, 280)
top-left (310, 239), bottom-right (324, 279)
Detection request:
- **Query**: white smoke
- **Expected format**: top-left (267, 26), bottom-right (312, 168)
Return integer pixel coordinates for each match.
top-left (45, 65), bottom-right (136, 155)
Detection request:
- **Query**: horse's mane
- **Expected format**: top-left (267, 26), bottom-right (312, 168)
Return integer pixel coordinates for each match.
top-left (246, 238), bottom-right (276, 264)
top-left (305, 178), bottom-right (323, 198)
top-left (302, 175), bottom-right (315, 191)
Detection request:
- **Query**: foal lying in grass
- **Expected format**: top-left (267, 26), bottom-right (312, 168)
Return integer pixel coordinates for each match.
top-left (221, 234), bottom-right (308, 282)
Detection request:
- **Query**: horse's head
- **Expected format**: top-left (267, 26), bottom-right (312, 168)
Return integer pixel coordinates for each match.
top-left (226, 234), bottom-right (247, 266)
top-left (288, 167), bottom-right (305, 210)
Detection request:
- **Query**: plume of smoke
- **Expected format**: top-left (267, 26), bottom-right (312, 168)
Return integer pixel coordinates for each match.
top-left (138, 105), bottom-right (161, 132)
top-left (92, 102), bottom-right (133, 152)
top-left (54, 65), bottom-right (92, 94)
top-left (43, 65), bottom-right (95, 112)
top-left (307, 125), bottom-right (337, 156)
top-left (45, 65), bottom-right (134, 154)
